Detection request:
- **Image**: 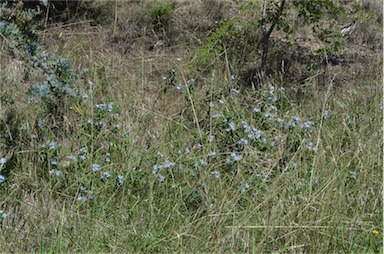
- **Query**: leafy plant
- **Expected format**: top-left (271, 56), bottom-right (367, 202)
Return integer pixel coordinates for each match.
top-left (192, 19), bottom-right (253, 73)
top-left (149, 2), bottom-right (174, 31)
top-left (0, 2), bottom-right (80, 114)
top-left (259, 0), bottom-right (343, 72)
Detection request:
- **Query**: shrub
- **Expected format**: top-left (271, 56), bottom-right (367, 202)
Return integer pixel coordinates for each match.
top-left (0, 2), bottom-right (81, 114)
top-left (149, 1), bottom-right (174, 32)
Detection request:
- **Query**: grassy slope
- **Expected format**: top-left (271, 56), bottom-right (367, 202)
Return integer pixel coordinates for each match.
top-left (0, 1), bottom-right (382, 252)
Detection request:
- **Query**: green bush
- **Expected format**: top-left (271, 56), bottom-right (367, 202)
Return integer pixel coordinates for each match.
top-left (191, 19), bottom-right (255, 74)
top-left (149, 1), bottom-right (174, 31)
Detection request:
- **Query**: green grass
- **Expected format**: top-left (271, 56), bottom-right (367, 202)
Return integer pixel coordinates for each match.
top-left (0, 2), bottom-right (382, 253)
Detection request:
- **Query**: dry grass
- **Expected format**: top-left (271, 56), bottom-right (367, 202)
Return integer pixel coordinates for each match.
top-left (0, 1), bottom-right (382, 252)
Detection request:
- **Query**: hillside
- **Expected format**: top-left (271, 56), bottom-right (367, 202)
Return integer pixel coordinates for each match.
top-left (0, 0), bottom-right (382, 252)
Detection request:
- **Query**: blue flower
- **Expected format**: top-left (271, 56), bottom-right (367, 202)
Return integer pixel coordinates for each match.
top-left (242, 120), bottom-right (249, 129)
top-left (158, 174), bottom-right (165, 182)
top-left (108, 103), bottom-right (113, 112)
top-left (66, 155), bottom-right (77, 161)
top-left (118, 175), bottom-right (124, 184)
top-left (208, 151), bottom-right (216, 158)
top-left (302, 121), bottom-right (313, 132)
top-left (79, 147), bottom-right (87, 153)
top-left (49, 170), bottom-right (61, 176)
top-left (268, 86), bottom-right (275, 94)
top-left (349, 171), bottom-right (357, 179)
top-left (92, 164), bottom-right (100, 172)
top-left (241, 182), bottom-right (250, 193)
top-left (209, 101), bottom-right (214, 108)
top-left (231, 152), bottom-right (243, 161)
top-left (0, 210), bottom-right (7, 219)
top-left (87, 118), bottom-right (93, 124)
top-left (199, 159), bottom-right (207, 166)
top-left (231, 88), bottom-right (240, 96)
top-left (95, 103), bottom-right (106, 109)
top-left (163, 161), bottom-right (175, 168)
top-left (82, 93), bottom-right (88, 100)
top-left (247, 128), bottom-right (261, 140)
top-left (228, 122), bottom-right (236, 131)
top-left (208, 135), bottom-right (215, 142)
top-left (49, 141), bottom-right (56, 150)
top-left (51, 158), bottom-right (57, 165)
top-left (98, 119), bottom-right (106, 127)
top-left (212, 113), bottom-right (221, 119)
top-left (211, 171), bottom-right (220, 179)
top-left (152, 164), bottom-right (159, 175)
top-left (0, 158), bottom-right (6, 165)
top-left (77, 196), bottom-right (87, 201)
top-left (323, 110), bottom-right (329, 119)
top-left (101, 172), bottom-right (112, 180)
top-left (305, 140), bottom-right (313, 149)
top-left (78, 187), bottom-right (93, 200)
top-left (0, 175), bottom-right (5, 183)
top-left (292, 116), bottom-right (300, 122)
top-left (238, 138), bottom-right (248, 145)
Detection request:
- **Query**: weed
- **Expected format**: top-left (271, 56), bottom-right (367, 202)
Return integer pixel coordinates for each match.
top-left (149, 1), bottom-right (174, 32)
